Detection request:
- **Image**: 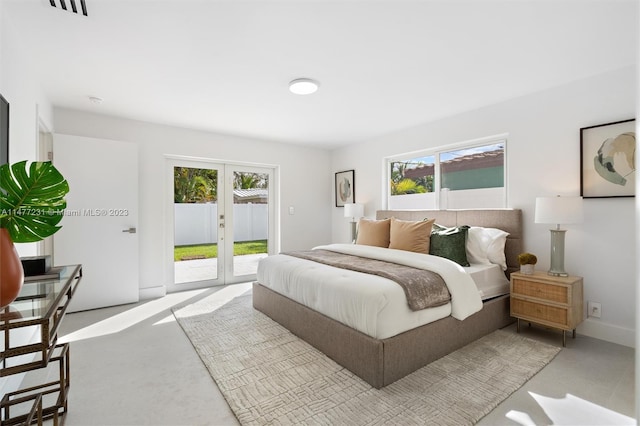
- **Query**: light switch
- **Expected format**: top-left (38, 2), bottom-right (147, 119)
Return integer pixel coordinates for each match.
top-left (289, 206), bottom-right (295, 215)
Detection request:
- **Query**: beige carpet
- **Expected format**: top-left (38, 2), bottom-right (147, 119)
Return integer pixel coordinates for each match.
top-left (174, 293), bottom-right (560, 425)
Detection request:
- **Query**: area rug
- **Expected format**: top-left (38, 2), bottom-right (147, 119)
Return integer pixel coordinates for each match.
top-left (173, 293), bottom-right (560, 425)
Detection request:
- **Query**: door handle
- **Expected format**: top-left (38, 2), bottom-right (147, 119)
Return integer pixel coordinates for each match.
top-left (122, 227), bottom-right (137, 234)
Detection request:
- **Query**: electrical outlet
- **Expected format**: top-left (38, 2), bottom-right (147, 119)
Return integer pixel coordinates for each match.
top-left (588, 302), bottom-right (602, 318)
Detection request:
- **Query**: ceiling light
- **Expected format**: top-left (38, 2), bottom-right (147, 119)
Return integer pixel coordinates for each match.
top-left (289, 78), bottom-right (319, 95)
top-left (89, 96), bottom-right (103, 104)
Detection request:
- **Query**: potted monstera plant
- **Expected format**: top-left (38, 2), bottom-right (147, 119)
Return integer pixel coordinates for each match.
top-left (0, 161), bottom-right (69, 307)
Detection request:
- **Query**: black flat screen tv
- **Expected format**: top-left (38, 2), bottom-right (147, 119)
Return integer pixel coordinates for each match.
top-left (0, 94), bottom-right (8, 166)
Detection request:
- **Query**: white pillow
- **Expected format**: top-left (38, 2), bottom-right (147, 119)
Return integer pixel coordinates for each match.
top-left (485, 228), bottom-right (509, 271)
top-left (466, 227), bottom-right (492, 265)
top-left (466, 227), bottom-right (510, 270)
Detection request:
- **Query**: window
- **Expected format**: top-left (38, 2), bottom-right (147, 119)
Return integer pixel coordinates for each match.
top-left (439, 143), bottom-right (504, 191)
top-left (390, 155), bottom-right (435, 195)
top-left (387, 139), bottom-right (506, 209)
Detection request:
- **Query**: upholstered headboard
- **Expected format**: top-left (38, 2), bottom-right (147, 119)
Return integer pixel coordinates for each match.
top-left (376, 209), bottom-right (523, 277)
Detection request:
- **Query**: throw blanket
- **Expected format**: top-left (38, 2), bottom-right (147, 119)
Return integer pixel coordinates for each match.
top-left (283, 249), bottom-right (451, 311)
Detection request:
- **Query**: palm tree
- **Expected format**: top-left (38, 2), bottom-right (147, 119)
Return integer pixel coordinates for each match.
top-left (390, 178), bottom-right (427, 195)
top-left (390, 161), bottom-right (433, 194)
top-left (415, 175), bottom-right (434, 192)
top-left (390, 162), bottom-right (408, 185)
top-left (174, 167), bottom-right (217, 203)
top-left (175, 169), bottom-right (269, 202)
top-left (234, 172), bottom-right (268, 190)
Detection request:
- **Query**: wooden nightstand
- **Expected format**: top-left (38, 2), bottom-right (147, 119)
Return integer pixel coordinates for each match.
top-left (510, 271), bottom-right (584, 346)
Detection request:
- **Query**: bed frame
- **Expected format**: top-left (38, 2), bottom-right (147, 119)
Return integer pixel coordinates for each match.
top-left (253, 209), bottom-right (522, 389)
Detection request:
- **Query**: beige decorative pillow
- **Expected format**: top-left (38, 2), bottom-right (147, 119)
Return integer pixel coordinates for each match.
top-left (389, 217), bottom-right (435, 254)
top-left (355, 218), bottom-right (391, 247)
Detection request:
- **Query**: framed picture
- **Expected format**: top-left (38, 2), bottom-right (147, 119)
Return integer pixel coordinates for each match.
top-left (580, 119), bottom-right (636, 198)
top-left (335, 169), bottom-right (355, 207)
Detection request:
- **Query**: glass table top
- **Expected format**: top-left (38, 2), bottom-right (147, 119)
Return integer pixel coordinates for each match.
top-left (0, 265), bottom-right (82, 325)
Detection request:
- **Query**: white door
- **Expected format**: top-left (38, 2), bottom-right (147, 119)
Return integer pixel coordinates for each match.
top-left (53, 134), bottom-right (139, 312)
top-left (224, 164), bottom-right (273, 285)
top-left (168, 159), bottom-right (275, 291)
top-left (169, 159), bottom-right (225, 290)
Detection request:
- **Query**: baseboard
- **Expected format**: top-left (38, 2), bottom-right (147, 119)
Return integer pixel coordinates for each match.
top-left (139, 285), bottom-right (167, 300)
top-left (578, 318), bottom-right (635, 348)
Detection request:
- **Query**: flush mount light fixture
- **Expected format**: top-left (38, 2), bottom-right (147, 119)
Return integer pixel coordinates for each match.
top-left (289, 78), bottom-right (319, 95)
top-left (88, 96), bottom-right (103, 104)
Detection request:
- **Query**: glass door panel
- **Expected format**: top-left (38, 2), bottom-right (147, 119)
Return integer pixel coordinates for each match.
top-left (173, 165), bottom-right (223, 286)
top-left (225, 165), bottom-right (273, 283)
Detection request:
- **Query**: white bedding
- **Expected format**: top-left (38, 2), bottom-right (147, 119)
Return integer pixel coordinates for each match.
top-left (466, 263), bottom-right (511, 300)
top-left (256, 243), bottom-right (484, 339)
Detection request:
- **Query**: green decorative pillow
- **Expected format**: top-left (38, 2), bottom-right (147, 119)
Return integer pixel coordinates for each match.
top-left (429, 224), bottom-right (470, 266)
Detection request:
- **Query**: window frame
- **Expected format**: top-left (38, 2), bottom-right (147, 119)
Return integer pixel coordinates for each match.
top-left (385, 134), bottom-right (508, 210)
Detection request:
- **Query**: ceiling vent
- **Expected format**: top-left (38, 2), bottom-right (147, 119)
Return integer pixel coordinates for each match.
top-left (49, 0), bottom-right (88, 17)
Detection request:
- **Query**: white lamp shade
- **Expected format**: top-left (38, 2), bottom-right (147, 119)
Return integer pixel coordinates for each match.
top-left (535, 196), bottom-right (583, 225)
top-left (344, 203), bottom-right (364, 219)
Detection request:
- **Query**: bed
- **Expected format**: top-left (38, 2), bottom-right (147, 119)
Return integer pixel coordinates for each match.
top-left (253, 209), bottom-right (522, 388)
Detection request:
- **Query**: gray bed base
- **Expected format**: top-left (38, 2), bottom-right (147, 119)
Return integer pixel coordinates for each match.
top-left (253, 283), bottom-right (513, 389)
top-left (253, 209), bottom-right (522, 389)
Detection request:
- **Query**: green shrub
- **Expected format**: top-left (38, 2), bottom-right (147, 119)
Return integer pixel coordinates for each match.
top-left (517, 252), bottom-right (537, 265)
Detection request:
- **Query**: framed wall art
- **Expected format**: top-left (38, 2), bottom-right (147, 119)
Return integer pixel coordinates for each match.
top-left (335, 169), bottom-right (355, 207)
top-left (580, 119), bottom-right (636, 198)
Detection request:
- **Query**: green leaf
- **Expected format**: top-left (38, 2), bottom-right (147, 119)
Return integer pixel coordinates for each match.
top-left (0, 161), bottom-right (69, 243)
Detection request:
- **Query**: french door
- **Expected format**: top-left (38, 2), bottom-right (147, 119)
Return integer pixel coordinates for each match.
top-left (167, 159), bottom-right (275, 291)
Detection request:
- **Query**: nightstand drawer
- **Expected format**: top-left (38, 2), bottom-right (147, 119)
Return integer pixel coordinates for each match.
top-left (512, 278), bottom-right (568, 303)
top-left (511, 298), bottom-right (568, 327)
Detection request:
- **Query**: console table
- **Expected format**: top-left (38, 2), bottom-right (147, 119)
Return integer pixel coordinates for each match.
top-left (1, 264), bottom-right (82, 425)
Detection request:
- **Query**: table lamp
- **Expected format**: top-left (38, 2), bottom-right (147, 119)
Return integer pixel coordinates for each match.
top-left (344, 203), bottom-right (364, 242)
top-left (535, 196), bottom-right (583, 276)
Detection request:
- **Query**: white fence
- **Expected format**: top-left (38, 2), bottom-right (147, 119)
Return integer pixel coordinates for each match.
top-left (388, 187), bottom-right (505, 210)
top-left (174, 203), bottom-right (268, 246)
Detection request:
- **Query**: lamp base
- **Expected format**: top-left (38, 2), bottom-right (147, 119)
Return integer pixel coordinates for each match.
top-left (548, 228), bottom-right (568, 277)
top-left (350, 222), bottom-right (357, 243)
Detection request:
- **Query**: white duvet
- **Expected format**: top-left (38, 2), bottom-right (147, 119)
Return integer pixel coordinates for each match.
top-left (256, 243), bottom-right (483, 339)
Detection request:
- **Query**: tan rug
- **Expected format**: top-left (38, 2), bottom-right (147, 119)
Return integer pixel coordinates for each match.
top-left (174, 293), bottom-right (560, 425)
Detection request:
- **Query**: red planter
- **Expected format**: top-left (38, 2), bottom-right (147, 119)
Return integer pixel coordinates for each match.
top-left (0, 228), bottom-right (24, 308)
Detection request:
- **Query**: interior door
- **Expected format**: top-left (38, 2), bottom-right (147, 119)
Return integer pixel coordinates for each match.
top-left (53, 134), bottom-right (139, 312)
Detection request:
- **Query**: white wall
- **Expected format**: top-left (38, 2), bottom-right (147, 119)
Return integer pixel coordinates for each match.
top-left (331, 66), bottom-right (637, 347)
top-left (0, 1), bottom-right (54, 394)
top-left (53, 109), bottom-right (332, 297)
top-left (0, 1), bottom-right (3, 86)
top-left (0, 3), bottom-right (55, 258)
top-left (0, 6), bottom-right (53, 164)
